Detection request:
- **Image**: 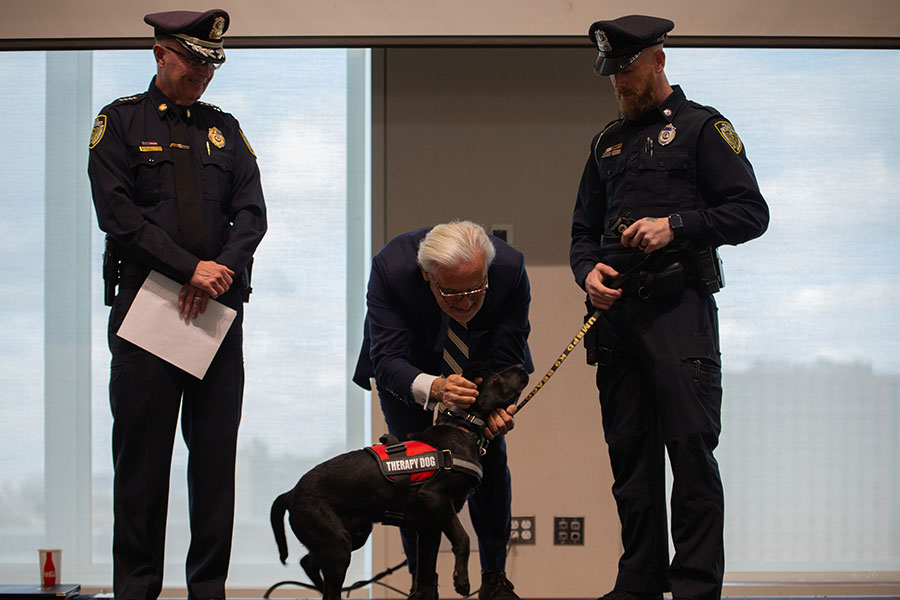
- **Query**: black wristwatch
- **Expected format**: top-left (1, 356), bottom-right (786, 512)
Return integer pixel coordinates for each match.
top-left (668, 213), bottom-right (684, 239)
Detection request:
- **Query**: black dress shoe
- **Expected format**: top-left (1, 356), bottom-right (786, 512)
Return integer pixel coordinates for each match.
top-left (598, 590), bottom-right (663, 600)
top-left (478, 571), bottom-right (519, 600)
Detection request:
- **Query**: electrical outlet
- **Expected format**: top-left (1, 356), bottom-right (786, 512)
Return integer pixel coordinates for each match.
top-left (553, 516), bottom-right (585, 545)
top-left (509, 516), bottom-right (535, 545)
top-left (490, 224), bottom-right (514, 246)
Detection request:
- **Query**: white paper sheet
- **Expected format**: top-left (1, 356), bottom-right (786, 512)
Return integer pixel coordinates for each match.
top-left (116, 270), bottom-right (237, 380)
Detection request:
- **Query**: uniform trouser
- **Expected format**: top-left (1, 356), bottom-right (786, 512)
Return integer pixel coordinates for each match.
top-left (108, 284), bottom-right (244, 600)
top-left (596, 289), bottom-right (724, 600)
top-left (378, 391), bottom-right (511, 576)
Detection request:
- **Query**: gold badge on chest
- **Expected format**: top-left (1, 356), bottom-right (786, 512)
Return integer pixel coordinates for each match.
top-left (658, 123), bottom-right (676, 146)
top-left (208, 127), bottom-right (226, 149)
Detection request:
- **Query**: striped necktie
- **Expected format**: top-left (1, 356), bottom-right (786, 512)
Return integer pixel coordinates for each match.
top-left (441, 318), bottom-right (470, 376)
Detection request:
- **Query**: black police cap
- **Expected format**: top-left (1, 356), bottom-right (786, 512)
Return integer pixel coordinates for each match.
top-left (588, 15), bottom-right (674, 76)
top-left (144, 9), bottom-right (229, 64)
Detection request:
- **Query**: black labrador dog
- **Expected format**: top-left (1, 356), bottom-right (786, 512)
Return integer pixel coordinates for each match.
top-left (270, 364), bottom-right (528, 600)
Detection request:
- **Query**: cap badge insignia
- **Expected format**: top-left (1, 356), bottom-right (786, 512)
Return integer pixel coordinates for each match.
top-left (89, 115), bottom-right (107, 149)
top-left (658, 123), bottom-right (676, 146)
top-left (594, 30), bottom-right (612, 53)
top-left (210, 16), bottom-right (226, 40)
top-left (714, 120), bottom-right (743, 154)
top-left (208, 127), bottom-right (226, 149)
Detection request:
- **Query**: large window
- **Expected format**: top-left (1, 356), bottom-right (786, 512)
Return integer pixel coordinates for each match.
top-left (664, 48), bottom-right (900, 576)
top-left (2, 43), bottom-right (898, 594)
top-left (0, 48), bottom-right (371, 590)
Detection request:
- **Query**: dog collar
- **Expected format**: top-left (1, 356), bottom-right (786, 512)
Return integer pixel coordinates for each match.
top-left (436, 402), bottom-right (486, 430)
top-left (436, 402), bottom-right (490, 455)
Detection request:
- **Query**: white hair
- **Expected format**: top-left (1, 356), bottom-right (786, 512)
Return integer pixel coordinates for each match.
top-left (417, 220), bottom-right (496, 275)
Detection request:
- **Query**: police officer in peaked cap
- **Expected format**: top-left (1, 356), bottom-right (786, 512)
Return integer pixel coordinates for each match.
top-left (144, 9), bottom-right (229, 66)
top-left (88, 8), bottom-right (266, 600)
top-left (589, 15), bottom-right (674, 76)
top-left (570, 14), bottom-right (769, 600)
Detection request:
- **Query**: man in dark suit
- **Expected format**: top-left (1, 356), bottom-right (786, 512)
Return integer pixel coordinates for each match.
top-left (353, 220), bottom-right (533, 600)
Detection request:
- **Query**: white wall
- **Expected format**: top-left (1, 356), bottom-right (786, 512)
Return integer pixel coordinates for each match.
top-left (2, 0), bottom-right (899, 39)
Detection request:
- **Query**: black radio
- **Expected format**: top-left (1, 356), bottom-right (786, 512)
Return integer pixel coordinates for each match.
top-left (695, 247), bottom-right (725, 294)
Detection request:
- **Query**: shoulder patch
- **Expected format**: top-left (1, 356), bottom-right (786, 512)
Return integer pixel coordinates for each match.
top-left (239, 128), bottom-right (256, 157)
top-left (714, 120), bottom-right (743, 154)
top-left (89, 114), bottom-right (107, 149)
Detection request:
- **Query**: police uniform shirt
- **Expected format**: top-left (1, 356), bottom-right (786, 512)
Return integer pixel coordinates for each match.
top-left (570, 85), bottom-right (769, 287)
top-left (88, 77), bottom-right (266, 303)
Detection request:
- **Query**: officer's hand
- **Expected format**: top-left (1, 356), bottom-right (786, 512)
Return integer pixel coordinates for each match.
top-left (433, 374), bottom-right (480, 409)
top-left (190, 260), bottom-right (234, 298)
top-left (484, 403), bottom-right (517, 440)
top-left (585, 263), bottom-right (623, 310)
top-left (620, 217), bottom-right (674, 254)
top-left (178, 284), bottom-right (209, 320)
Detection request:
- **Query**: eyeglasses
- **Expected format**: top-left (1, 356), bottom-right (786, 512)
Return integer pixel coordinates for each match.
top-left (161, 44), bottom-right (221, 71)
top-left (431, 277), bottom-right (489, 300)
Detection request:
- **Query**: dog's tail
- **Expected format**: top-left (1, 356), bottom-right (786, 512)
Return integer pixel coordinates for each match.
top-left (270, 491), bottom-right (291, 564)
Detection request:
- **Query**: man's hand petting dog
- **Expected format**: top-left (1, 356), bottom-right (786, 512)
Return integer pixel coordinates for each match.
top-left (431, 374), bottom-right (516, 439)
top-left (431, 373), bottom-right (479, 407)
top-left (271, 364), bottom-right (529, 600)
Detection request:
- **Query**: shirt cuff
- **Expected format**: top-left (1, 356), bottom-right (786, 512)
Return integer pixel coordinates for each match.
top-left (412, 373), bottom-right (439, 411)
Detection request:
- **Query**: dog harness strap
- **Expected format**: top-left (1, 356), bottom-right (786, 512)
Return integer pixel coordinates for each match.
top-left (367, 439), bottom-right (484, 525)
top-left (450, 456), bottom-right (483, 482)
top-left (382, 472), bottom-right (412, 527)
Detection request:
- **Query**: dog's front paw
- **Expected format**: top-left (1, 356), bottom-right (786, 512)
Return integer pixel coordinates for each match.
top-left (453, 568), bottom-right (470, 596)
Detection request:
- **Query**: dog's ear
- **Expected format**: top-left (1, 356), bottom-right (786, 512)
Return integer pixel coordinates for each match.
top-left (468, 364), bottom-right (530, 417)
top-left (462, 361), bottom-right (489, 382)
top-left (498, 364), bottom-right (529, 398)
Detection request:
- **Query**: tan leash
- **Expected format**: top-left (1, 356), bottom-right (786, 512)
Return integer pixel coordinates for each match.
top-left (516, 309), bottom-right (601, 412)
top-left (515, 251), bottom-right (658, 412)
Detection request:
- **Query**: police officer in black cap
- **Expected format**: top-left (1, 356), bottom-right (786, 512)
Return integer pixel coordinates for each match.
top-left (569, 15), bottom-right (769, 600)
top-left (88, 9), bottom-right (266, 600)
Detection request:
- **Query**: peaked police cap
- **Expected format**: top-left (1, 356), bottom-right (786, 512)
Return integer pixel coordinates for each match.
top-left (588, 15), bottom-right (674, 76)
top-left (144, 9), bottom-right (229, 64)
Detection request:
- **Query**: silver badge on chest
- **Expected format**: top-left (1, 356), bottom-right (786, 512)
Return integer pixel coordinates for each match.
top-left (658, 123), bottom-right (676, 146)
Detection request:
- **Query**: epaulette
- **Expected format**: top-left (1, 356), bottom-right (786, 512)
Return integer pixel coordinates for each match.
top-left (112, 93), bottom-right (146, 105)
top-left (687, 99), bottom-right (722, 119)
top-left (597, 118), bottom-right (622, 140)
top-left (592, 118), bottom-right (623, 166)
top-left (197, 101), bottom-right (222, 112)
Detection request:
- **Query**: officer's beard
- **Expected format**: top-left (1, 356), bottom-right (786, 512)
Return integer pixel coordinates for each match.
top-left (615, 76), bottom-right (658, 121)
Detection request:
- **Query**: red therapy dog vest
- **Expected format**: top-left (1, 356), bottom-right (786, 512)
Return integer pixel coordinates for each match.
top-left (367, 440), bottom-right (445, 483)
